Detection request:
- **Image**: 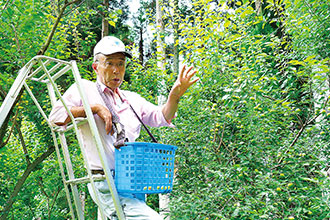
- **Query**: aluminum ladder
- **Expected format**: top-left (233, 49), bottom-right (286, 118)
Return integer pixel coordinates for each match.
top-left (0, 55), bottom-right (125, 220)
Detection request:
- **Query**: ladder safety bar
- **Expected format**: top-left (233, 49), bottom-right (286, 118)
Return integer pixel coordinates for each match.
top-left (30, 63), bottom-right (62, 82)
top-left (48, 65), bottom-right (72, 83)
top-left (28, 59), bottom-right (52, 78)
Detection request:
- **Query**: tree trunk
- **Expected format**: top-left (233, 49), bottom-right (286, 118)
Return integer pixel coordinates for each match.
top-left (156, 0), bottom-right (167, 106)
top-left (156, 0), bottom-right (170, 218)
top-left (102, 0), bottom-right (109, 38)
top-left (139, 26), bottom-right (144, 64)
top-left (173, 0), bottom-right (179, 75)
top-left (255, 0), bottom-right (262, 15)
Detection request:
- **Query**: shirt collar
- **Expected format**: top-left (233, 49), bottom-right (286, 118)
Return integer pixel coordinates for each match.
top-left (96, 79), bottom-right (128, 103)
top-left (96, 79), bottom-right (120, 96)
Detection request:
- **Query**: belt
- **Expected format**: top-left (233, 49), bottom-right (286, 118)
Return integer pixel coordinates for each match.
top-left (91, 169), bottom-right (115, 176)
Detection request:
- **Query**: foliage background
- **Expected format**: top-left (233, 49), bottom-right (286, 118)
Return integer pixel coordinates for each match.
top-left (1, 0), bottom-right (330, 219)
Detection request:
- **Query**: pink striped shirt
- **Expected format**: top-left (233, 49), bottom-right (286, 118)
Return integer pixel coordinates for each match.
top-left (49, 79), bottom-right (174, 170)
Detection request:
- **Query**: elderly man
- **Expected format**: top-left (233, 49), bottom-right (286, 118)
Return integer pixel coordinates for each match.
top-left (49, 36), bottom-right (198, 219)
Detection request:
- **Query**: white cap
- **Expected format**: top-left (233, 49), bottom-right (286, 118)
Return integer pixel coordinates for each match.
top-left (93, 36), bottom-right (132, 58)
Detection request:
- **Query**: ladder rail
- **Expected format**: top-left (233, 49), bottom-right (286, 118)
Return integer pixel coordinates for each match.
top-left (23, 82), bottom-right (52, 128)
top-left (47, 65), bottom-right (72, 83)
top-left (46, 61), bottom-right (111, 220)
top-left (53, 118), bottom-right (88, 132)
top-left (65, 175), bottom-right (106, 185)
top-left (23, 82), bottom-right (78, 219)
top-left (44, 77), bottom-right (91, 220)
top-left (33, 57), bottom-right (108, 219)
top-left (71, 60), bottom-right (125, 219)
top-left (58, 132), bottom-right (85, 220)
top-left (50, 130), bottom-right (77, 220)
top-left (0, 55), bottom-right (70, 128)
top-left (0, 65), bottom-right (29, 127)
top-left (47, 82), bottom-right (85, 219)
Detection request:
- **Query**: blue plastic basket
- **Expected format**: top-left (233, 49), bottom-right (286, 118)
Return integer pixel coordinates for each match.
top-left (115, 142), bottom-right (177, 194)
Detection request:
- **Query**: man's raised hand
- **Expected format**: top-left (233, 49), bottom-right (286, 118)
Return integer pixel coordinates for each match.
top-left (170, 65), bottom-right (199, 98)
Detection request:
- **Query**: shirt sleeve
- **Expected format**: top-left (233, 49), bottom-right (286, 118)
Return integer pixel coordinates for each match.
top-left (48, 83), bottom-right (82, 126)
top-left (125, 91), bottom-right (175, 128)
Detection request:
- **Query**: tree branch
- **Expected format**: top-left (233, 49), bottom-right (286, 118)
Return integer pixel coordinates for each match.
top-left (15, 122), bottom-right (31, 165)
top-left (0, 99), bottom-right (21, 149)
top-left (10, 23), bottom-right (21, 53)
top-left (219, 187), bottom-right (242, 213)
top-left (277, 96), bottom-right (329, 164)
top-left (0, 87), bottom-right (23, 148)
top-left (216, 123), bottom-right (226, 153)
top-left (261, 94), bottom-right (276, 101)
top-left (64, 0), bottom-right (85, 17)
top-left (48, 185), bottom-right (62, 219)
top-left (37, 0), bottom-right (81, 55)
top-left (0, 0), bottom-right (12, 17)
top-left (0, 84), bottom-right (7, 100)
top-left (37, 177), bottom-right (49, 198)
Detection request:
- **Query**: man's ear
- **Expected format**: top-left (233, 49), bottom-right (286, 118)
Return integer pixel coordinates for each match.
top-left (92, 63), bottom-right (98, 73)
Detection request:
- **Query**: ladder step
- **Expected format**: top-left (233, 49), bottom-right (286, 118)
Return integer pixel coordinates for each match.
top-left (52, 118), bottom-right (88, 132)
top-left (65, 175), bottom-right (106, 185)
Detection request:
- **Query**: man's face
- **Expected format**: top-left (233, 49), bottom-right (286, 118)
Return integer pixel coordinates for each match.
top-left (94, 53), bottom-right (126, 91)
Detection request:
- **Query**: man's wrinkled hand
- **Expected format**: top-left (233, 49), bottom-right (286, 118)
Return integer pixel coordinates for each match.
top-left (95, 104), bottom-right (114, 135)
